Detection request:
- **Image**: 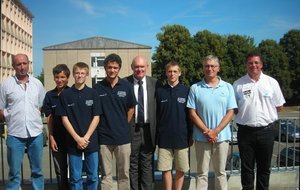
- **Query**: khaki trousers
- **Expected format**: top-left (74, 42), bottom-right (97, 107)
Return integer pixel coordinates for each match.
top-left (194, 141), bottom-right (229, 190)
top-left (100, 144), bottom-right (131, 190)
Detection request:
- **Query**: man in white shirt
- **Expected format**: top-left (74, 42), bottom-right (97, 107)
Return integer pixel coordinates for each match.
top-left (0, 54), bottom-right (46, 190)
top-left (233, 51), bottom-right (285, 190)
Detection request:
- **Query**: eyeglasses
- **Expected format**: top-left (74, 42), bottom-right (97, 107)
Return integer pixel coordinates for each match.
top-left (204, 65), bottom-right (218, 69)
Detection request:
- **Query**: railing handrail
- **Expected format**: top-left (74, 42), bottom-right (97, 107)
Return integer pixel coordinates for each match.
top-left (0, 118), bottom-right (299, 185)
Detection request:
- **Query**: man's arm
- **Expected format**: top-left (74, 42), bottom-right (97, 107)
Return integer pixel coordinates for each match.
top-left (276, 106), bottom-right (283, 112)
top-left (188, 108), bottom-right (209, 133)
top-left (83, 116), bottom-right (100, 141)
top-left (62, 116), bottom-right (89, 150)
top-left (0, 110), bottom-right (5, 121)
top-left (47, 114), bottom-right (58, 152)
top-left (206, 109), bottom-right (235, 142)
top-left (127, 106), bottom-right (135, 123)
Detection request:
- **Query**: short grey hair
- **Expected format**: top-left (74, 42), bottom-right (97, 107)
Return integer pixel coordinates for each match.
top-left (203, 55), bottom-right (220, 66)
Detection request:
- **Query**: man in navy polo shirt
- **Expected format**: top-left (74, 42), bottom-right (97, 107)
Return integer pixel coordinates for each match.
top-left (156, 61), bottom-right (192, 190)
top-left (43, 64), bottom-right (70, 190)
top-left (93, 53), bottom-right (136, 190)
top-left (56, 62), bottom-right (101, 190)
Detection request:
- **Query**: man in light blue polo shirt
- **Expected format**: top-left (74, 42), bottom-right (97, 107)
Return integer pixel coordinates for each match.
top-left (187, 55), bottom-right (237, 190)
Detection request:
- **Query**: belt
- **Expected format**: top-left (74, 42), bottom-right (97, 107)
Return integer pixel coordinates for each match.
top-left (135, 123), bottom-right (150, 127)
top-left (237, 122), bottom-right (275, 129)
top-left (134, 123), bottom-right (150, 132)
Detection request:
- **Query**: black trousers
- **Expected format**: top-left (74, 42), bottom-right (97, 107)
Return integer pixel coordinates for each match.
top-left (130, 123), bottom-right (155, 190)
top-left (237, 123), bottom-right (275, 190)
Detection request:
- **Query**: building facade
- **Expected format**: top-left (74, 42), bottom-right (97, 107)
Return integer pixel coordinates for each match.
top-left (1, 0), bottom-right (33, 82)
top-left (43, 36), bottom-right (152, 91)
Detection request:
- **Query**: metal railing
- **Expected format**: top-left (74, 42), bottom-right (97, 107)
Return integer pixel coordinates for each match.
top-left (0, 117), bottom-right (299, 186)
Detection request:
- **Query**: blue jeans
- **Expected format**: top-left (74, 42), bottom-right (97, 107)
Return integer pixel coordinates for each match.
top-left (6, 133), bottom-right (44, 190)
top-left (69, 151), bottom-right (99, 190)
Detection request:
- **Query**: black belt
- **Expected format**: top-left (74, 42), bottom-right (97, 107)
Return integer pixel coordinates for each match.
top-left (237, 122), bottom-right (275, 130)
top-left (135, 123), bottom-right (150, 127)
top-left (134, 123), bottom-right (150, 132)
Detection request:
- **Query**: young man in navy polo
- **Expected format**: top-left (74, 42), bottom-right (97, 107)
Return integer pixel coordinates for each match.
top-left (56, 62), bottom-right (101, 190)
top-left (43, 64), bottom-right (70, 190)
top-left (93, 53), bottom-right (136, 190)
top-left (156, 61), bottom-right (192, 190)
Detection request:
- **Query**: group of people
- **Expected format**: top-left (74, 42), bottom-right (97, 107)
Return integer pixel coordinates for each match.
top-left (0, 51), bottom-right (285, 190)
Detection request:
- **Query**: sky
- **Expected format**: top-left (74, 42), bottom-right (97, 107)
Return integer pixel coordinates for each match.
top-left (21, 0), bottom-right (300, 76)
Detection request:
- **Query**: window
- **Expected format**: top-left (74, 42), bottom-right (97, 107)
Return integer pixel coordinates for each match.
top-left (91, 56), bottom-right (105, 67)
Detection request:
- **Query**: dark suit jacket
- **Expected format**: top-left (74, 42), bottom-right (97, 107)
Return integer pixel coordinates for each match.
top-left (125, 75), bottom-right (161, 148)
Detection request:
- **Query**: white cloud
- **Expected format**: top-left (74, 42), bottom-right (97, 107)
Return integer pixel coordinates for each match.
top-left (270, 17), bottom-right (300, 30)
top-left (69, 0), bottom-right (97, 15)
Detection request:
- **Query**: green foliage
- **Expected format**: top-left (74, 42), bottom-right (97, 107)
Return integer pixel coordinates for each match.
top-left (279, 29), bottom-right (300, 104)
top-left (224, 34), bottom-right (255, 83)
top-left (152, 25), bottom-right (300, 105)
top-left (36, 69), bottom-right (44, 85)
top-left (152, 25), bottom-right (197, 86)
top-left (193, 30), bottom-right (227, 82)
top-left (258, 39), bottom-right (292, 99)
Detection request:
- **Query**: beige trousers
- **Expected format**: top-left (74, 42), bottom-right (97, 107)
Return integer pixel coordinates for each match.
top-left (100, 143), bottom-right (131, 190)
top-left (194, 141), bottom-right (229, 190)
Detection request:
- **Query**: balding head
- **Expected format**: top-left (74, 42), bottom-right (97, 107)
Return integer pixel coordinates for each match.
top-left (131, 55), bottom-right (148, 80)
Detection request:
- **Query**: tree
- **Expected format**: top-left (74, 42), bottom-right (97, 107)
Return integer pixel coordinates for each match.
top-left (36, 69), bottom-right (44, 85)
top-left (152, 24), bottom-right (197, 85)
top-left (279, 29), bottom-right (300, 104)
top-left (193, 30), bottom-right (227, 82)
top-left (224, 34), bottom-right (256, 83)
top-left (258, 40), bottom-right (292, 99)
top-left (152, 25), bottom-right (298, 105)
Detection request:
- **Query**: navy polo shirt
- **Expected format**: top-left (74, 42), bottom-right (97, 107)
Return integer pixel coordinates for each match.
top-left (156, 83), bottom-right (191, 149)
top-left (93, 78), bottom-right (137, 145)
top-left (56, 85), bottom-right (101, 153)
top-left (43, 86), bottom-right (70, 150)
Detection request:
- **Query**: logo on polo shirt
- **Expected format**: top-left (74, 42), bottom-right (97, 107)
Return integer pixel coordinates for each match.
top-left (86, 100), bottom-right (93, 106)
top-left (99, 93), bottom-right (107, 97)
top-left (117, 91), bottom-right (126, 97)
top-left (177, 97), bottom-right (186, 103)
top-left (161, 99), bottom-right (168, 102)
top-left (67, 103), bottom-right (75, 107)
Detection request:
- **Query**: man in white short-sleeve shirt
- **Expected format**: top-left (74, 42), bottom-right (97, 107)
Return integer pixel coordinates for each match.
top-left (233, 51), bottom-right (285, 190)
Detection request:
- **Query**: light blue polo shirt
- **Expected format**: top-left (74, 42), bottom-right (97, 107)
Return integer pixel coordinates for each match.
top-left (187, 78), bottom-right (237, 142)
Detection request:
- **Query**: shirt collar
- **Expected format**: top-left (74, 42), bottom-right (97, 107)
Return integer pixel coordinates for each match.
top-left (246, 72), bottom-right (264, 82)
top-left (133, 76), bottom-right (146, 84)
top-left (14, 75), bottom-right (30, 84)
top-left (201, 76), bottom-right (224, 88)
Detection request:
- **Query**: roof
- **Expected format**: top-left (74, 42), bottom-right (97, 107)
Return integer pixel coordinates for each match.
top-left (43, 36), bottom-right (152, 50)
top-left (14, 0), bottom-right (34, 19)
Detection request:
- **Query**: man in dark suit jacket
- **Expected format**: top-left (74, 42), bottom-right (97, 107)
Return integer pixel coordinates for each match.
top-left (125, 55), bottom-right (161, 190)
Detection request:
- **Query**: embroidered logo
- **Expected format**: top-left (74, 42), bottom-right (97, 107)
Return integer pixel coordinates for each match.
top-left (177, 97), bottom-right (186, 103)
top-left (161, 99), bottom-right (168, 103)
top-left (99, 93), bottom-right (107, 97)
top-left (86, 100), bottom-right (93, 106)
top-left (118, 91), bottom-right (126, 97)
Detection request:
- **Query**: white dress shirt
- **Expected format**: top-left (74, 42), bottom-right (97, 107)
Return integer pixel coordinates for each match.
top-left (133, 77), bottom-right (149, 123)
